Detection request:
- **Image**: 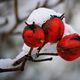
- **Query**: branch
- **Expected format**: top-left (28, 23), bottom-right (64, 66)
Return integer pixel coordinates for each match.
top-left (0, 60), bottom-right (28, 73)
top-left (0, 44), bottom-right (57, 73)
top-left (0, 56), bottom-right (52, 73)
top-left (13, 48), bottom-right (33, 66)
top-left (8, 0), bottom-right (20, 34)
top-left (13, 48), bottom-right (55, 66)
top-left (37, 53), bottom-right (58, 57)
top-left (31, 57), bottom-right (52, 62)
top-left (0, 66), bottom-right (22, 73)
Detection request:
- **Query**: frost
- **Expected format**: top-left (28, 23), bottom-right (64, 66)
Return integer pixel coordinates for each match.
top-left (0, 8), bottom-right (79, 68)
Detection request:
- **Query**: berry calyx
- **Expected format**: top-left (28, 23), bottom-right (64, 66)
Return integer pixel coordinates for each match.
top-left (25, 22), bottom-right (36, 31)
top-left (50, 13), bottom-right (64, 20)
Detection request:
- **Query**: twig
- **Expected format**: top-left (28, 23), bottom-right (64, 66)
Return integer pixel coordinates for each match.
top-left (0, 60), bottom-right (28, 73)
top-left (13, 52), bottom-right (58, 66)
top-left (0, 66), bottom-right (22, 73)
top-left (37, 53), bottom-right (58, 57)
top-left (31, 57), bottom-right (52, 62)
top-left (0, 56), bottom-right (53, 73)
top-left (0, 47), bottom-right (58, 73)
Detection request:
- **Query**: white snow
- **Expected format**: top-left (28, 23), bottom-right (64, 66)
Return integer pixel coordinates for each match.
top-left (0, 59), bottom-right (14, 68)
top-left (0, 8), bottom-right (79, 68)
top-left (27, 8), bottom-right (61, 26)
top-left (14, 44), bottom-right (30, 61)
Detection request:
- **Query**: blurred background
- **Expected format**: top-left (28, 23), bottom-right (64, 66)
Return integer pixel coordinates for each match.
top-left (0, 0), bottom-right (80, 80)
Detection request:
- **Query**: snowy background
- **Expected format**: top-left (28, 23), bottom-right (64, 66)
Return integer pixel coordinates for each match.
top-left (0, 0), bottom-right (80, 80)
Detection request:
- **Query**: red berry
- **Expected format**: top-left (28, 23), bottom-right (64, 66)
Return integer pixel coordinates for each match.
top-left (22, 22), bottom-right (45, 48)
top-left (57, 33), bottom-right (80, 61)
top-left (42, 14), bottom-right (64, 43)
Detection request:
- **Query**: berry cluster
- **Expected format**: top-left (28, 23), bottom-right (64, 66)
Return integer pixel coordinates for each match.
top-left (22, 14), bottom-right (80, 61)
